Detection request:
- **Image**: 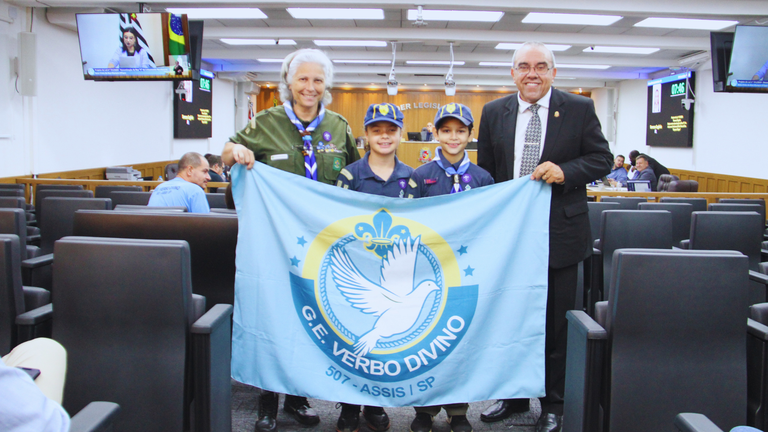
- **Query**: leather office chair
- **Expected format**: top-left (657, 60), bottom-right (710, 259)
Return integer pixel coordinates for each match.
top-left (583, 202), bottom-right (620, 312)
top-left (600, 196), bottom-right (649, 210)
top-left (589, 210), bottom-right (673, 312)
top-left (35, 190), bottom-right (93, 226)
top-left (565, 249), bottom-right (751, 432)
top-left (710, 203), bottom-right (766, 230)
top-left (93, 185), bottom-right (142, 200)
top-left (668, 180), bottom-right (699, 192)
top-left (165, 162), bottom-right (180, 180)
top-left (33, 185), bottom-right (84, 211)
top-left (205, 192), bottom-right (226, 209)
top-left (0, 196), bottom-right (36, 225)
top-left (673, 413), bottom-right (761, 432)
top-left (0, 208), bottom-right (51, 288)
top-left (107, 191), bottom-right (152, 207)
top-left (719, 198), bottom-right (766, 221)
top-left (39, 197), bottom-right (112, 255)
top-left (113, 204), bottom-right (187, 212)
top-left (656, 174), bottom-right (680, 191)
top-left (660, 197), bottom-right (708, 213)
top-left (19, 236), bottom-right (233, 432)
top-left (638, 202), bottom-right (694, 246)
top-left (0, 184), bottom-right (24, 190)
top-left (748, 302), bottom-right (768, 430)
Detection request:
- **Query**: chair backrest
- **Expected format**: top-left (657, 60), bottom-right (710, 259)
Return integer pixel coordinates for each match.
top-left (73, 210), bottom-right (237, 308)
top-left (35, 190), bottom-right (94, 223)
top-left (668, 180), bottom-right (699, 192)
top-left (165, 163), bottom-right (179, 180)
top-left (113, 205), bottom-right (187, 212)
top-left (587, 202), bottom-right (620, 244)
top-left (0, 209), bottom-right (30, 263)
top-left (0, 189), bottom-right (24, 198)
top-left (205, 193), bottom-right (226, 209)
top-left (660, 197), bottom-right (708, 213)
top-left (54, 236), bottom-right (195, 431)
top-left (39, 198), bottom-right (112, 255)
top-left (600, 197), bottom-right (649, 210)
top-left (33, 185), bottom-right (84, 210)
top-left (638, 202), bottom-right (694, 245)
top-left (711, 202), bottom-right (766, 225)
top-left (0, 197), bottom-right (26, 210)
top-left (216, 187), bottom-right (228, 194)
top-left (108, 191), bottom-right (152, 207)
top-left (600, 210), bottom-right (673, 295)
top-left (605, 249), bottom-right (749, 432)
top-left (0, 184), bottom-right (23, 190)
top-left (657, 174), bottom-right (679, 192)
top-left (689, 211), bottom-right (763, 271)
top-left (718, 198), bottom-right (765, 220)
top-left (94, 185), bottom-right (143, 200)
top-left (0, 234), bottom-right (24, 354)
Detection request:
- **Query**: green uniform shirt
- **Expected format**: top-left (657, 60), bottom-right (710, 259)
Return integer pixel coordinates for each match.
top-left (229, 105), bottom-right (361, 185)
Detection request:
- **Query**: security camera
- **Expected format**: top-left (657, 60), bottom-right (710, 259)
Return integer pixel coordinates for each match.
top-left (387, 79), bottom-right (398, 96)
top-left (681, 98), bottom-right (694, 110)
top-left (445, 78), bottom-right (456, 96)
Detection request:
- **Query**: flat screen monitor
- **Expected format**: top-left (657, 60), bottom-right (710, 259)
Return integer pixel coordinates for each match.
top-left (646, 71), bottom-right (695, 148)
top-left (627, 180), bottom-right (651, 192)
top-left (710, 32), bottom-right (734, 92)
top-left (725, 26), bottom-right (768, 93)
top-left (76, 13), bottom-right (192, 81)
top-left (174, 70), bottom-right (213, 138)
top-left (407, 132), bottom-right (422, 141)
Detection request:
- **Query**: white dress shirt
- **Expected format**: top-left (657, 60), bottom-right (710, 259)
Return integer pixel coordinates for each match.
top-left (513, 88), bottom-right (552, 179)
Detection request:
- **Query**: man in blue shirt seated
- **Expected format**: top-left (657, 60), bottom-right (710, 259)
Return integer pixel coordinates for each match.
top-left (634, 154), bottom-right (658, 191)
top-left (148, 152), bottom-right (211, 213)
top-left (606, 154), bottom-right (628, 186)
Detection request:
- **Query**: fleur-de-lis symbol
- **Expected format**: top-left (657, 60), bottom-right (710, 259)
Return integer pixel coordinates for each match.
top-left (354, 209), bottom-right (412, 259)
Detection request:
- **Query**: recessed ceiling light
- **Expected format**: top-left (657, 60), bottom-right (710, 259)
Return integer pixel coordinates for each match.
top-left (495, 43), bottom-right (571, 51)
top-left (221, 39), bottom-right (296, 46)
top-left (314, 40), bottom-right (388, 47)
top-left (332, 59), bottom-right (391, 64)
top-left (257, 59), bottom-right (285, 63)
top-left (556, 64), bottom-right (611, 69)
top-left (406, 60), bottom-right (466, 65)
top-left (634, 17), bottom-right (738, 30)
top-left (407, 9), bottom-right (503, 22)
top-left (287, 8), bottom-right (384, 20)
top-left (166, 8), bottom-right (267, 19)
top-left (479, 62), bottom-right (512, 67)
top-left (522, 12), bottom-right (622, 26)
top-left (584, 46), bottom-right (659, 54)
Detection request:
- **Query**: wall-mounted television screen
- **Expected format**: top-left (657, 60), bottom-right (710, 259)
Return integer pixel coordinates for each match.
top-left (725, 25), bottom-right (768, 93)
top-left (646, 71), bottom-right (695, 148)
top-left (76, 13), bottom-right (192, 81)
top-left (174, 70), bottom-right (213, 138)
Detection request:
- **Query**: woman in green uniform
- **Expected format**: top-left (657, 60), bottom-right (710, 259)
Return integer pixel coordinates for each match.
top-left (221, 49), bottom-right (360, 432)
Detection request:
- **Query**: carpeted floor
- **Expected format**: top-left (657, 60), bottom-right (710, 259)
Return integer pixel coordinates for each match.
top-left (232, 381), bottom-right (542, 432)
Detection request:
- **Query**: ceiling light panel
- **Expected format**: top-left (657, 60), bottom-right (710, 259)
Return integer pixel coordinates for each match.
top-left (522, 12), bottom-right (622, 26)
top-left (479, 62), bottom-right (512, 67)
top-left (406, 61), bottom-right (466, 65)
top-left (221, 39), bottom-right (296, 45)
top-left (287, 8), bottom-right (384, 20)
top-left (314, 40), bottom-right (388, 47)
top-left (332, 60), bottom-right (391, 64)
top-left (495, 43), bottom-right (571, 51)
top-left (406, 10), bottom-right (504, 22)
top-left (257, 59), bottom-right (285, 63)
top-left (634, 17), bottom-right (738, 30)
top-left (166, 8), bottom-right (267, 19)
top-left (584, 46), bottom-right (659, 54)
top-left (556, 64), bottom-right (611, 69)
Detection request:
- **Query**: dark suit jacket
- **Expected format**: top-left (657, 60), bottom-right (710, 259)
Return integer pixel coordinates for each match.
top-left (635, 168), bottom-right (658, 191)
top-left (477, 89), bottom-right (612, 269)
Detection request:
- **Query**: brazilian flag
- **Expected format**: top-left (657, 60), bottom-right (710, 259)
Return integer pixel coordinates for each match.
top-left (168, 14), bottom-right (185, 55)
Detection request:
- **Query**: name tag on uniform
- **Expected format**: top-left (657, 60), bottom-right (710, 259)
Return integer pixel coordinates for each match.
top-left (270, 154), bottom-right (288, 161)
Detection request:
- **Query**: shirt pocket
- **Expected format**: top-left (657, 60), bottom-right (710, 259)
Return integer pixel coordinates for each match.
top-left (265, 153), bottom-right (295, 172)
top-left (317, 153), bottom-right (344, 184)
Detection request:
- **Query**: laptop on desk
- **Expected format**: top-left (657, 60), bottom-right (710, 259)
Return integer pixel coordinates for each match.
top-left (627, 180), bottom-right (651, 192)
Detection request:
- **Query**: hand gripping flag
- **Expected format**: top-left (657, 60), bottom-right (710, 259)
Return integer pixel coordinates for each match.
top-left (230, 163), bottom-right (551, 407)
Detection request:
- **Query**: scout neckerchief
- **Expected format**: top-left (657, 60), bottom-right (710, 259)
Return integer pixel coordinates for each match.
top-left (283, 101), bottom-right (325, 181)
top-left (433, 147), bottom-right (471, 194)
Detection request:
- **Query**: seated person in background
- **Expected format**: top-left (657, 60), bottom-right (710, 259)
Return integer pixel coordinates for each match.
top-left (606, 154), bottom-right (628, 186)
top-left (421, 122), bottom-right (435, 141)
top-left (205, 154), bottom-right (227, 183)
top-left (628, 150), bottom-right (669, 181)
top-left (148, 152), bottom-right (211, 213)
top-left (1, 338), bottom-right (69, 431)
top-left (753, 59), bottom-right (768, 81)
top-left (634, 154), bottom-right (658, 191)
top-left (107, 27), bottom-right (155, 69)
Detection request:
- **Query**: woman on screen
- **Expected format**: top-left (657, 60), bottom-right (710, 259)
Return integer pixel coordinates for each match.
top-left (107, 27), bottom-right (155, 69)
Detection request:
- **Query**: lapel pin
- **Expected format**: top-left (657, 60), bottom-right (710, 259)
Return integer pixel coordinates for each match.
top-left (554, 111), bottom-right (560, 118)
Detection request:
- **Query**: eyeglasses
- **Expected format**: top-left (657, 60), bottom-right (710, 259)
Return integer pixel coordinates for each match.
top-left (514, 63), bottom-right (551, 75)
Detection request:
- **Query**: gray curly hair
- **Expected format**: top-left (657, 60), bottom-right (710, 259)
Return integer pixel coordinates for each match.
top-left (511, 41), bottom-right (557, 69)
top-left (278, 49), bottom-right (334, 106)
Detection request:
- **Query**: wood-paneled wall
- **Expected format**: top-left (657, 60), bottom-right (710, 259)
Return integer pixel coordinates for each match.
top-left (255, 88), bottom-right (513, 139)
top-left (670, 169), bottom-right (768, 193)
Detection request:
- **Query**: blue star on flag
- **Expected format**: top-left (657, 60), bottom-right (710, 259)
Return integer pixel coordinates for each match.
top-left (297, 236), bottom-right (308, 247)
top-left (457, 245), bottom-right (468, 255)
top-left (290, 256), bottom-right (301, 267)
top-left (464, 266), bottom-right (475, 276)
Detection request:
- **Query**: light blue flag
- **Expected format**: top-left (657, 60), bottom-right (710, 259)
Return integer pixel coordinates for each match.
top-left (230, 162), bottom-right (551, 407)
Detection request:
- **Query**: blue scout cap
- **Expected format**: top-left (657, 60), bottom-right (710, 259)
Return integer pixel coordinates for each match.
top-left (434, 103), bottom-right (474, 128)
top-left (364, 103), bottom-right (404, 128)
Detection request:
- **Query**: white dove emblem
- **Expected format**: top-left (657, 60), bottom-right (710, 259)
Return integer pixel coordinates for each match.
top-left (330, 236), bottom-right (440, 357)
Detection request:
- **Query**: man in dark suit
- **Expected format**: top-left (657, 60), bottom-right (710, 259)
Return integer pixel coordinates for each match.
top-left (476, 41), bottom-right (612, 432)
top-left (633, 154), bottom-right (658, 191)
top-left (628, 150), bottom-right (669, 180)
